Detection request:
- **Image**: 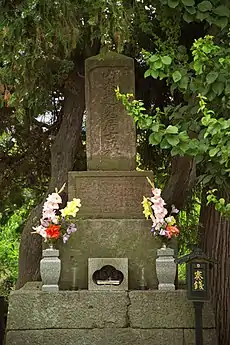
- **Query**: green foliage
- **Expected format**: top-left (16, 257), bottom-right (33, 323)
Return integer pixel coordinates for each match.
top-left (0, 200), bottom-right (34, 295)
top-left (116, 31), bottom-right (230, 213)
top-left (160, 0), bottom-right (230, 29)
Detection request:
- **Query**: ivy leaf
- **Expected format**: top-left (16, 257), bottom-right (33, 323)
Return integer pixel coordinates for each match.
top-left (161, 56), bottom-right (172, 65)
top-left (209, 147), bottom-right (219, 157)
top-left (206, 71), bottom-right (218, 84)
top-left (212, 82), bottom-right (225, 96)
top-left (185, 6), bottom-right (196, 14)
top-left (166, 135), bottom-right (180, 146)
top-left (197, 1), bottom-right (212, 12)
top-left (213, 5), bottom-right (230, 17)
top-left (172, 71), bottom-right (182, 83)
top-left (182, 0), bottom-right (195, 5)
top-left (149, 132), bottom-right (163, 145)
top-left (165, 125), bottom-right (179, 134)
top-left (168, 0), bottom-right (179, 8)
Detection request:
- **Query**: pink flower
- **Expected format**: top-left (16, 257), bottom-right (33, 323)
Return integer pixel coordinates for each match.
top-left (32, 225), bottom-right (47, 239)
top-left (152, 188), bottom-right (161, 197)
top-left (46, 193), bottom-right (62, 204)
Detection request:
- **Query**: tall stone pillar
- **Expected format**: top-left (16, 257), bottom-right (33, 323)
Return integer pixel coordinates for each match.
top-left (85, 52), bottom-right (136, 171)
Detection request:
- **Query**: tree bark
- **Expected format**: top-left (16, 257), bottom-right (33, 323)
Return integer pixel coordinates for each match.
top-left (199, 196), bottom-right (230, 345)
top-left (16, 70), bottom-right (85, 289)
top-left (162, 156), bottom-right (196, 209)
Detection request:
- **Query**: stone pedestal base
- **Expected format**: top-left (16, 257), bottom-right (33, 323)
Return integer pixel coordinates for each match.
top-left (5, 289), bottom-right (217, 345)
top-left (59, 219), bottom-right (161, 290)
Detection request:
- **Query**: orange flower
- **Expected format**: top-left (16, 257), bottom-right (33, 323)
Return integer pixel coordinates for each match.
top-left (45, 225), bottom-right (61, 239)
top-left (166, 225), bottom-right (180, 239)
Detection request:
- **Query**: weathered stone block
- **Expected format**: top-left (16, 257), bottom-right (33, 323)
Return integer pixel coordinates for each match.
top-left (59, 219), bottom-right (160, 290)
top-left (7, 291), bottom-right (128, 330)
top-left (68, 171), bottom-right (153, 218)
top-left (183, 329), bottom-right (218, 345)
top-left (129, 291), bottom-right (215, 329)
top-left (85, 53), bottom-right (136, 171)
top-left (6, 329), bottom-right (184, 345)
top-left (88, 258), bottom-right (128, 291)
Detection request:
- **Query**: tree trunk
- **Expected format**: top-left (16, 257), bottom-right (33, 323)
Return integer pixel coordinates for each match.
top-left (16, 70), bottom-right (85, 289)
top-left (162, 156), bottom-right (196, 209)
top-left (199, 196), bottom-right (230, 345)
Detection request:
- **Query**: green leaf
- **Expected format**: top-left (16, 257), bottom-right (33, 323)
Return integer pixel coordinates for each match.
top-left (154, 60), bottom-right (163, 69)
top-left (202, 175), bottom-right (213, 184)
top-left (151, 123), bottom-right (160, 132)
top-left (149, 55), bottom-right (159, 63)
top-left (212, 82), bottom-right (224, 96)
top-left (144, 70), bottom-right (151, 78)
top-left (172, 71), bottom-right (182, 83)
top-left (182, 0), bottom-right (195, 5)
top-left (206, 71), bottom-right (218, 84)
top-left (196, 10), bottom-right (210, 20)
top-left (209, 147), bottom-right (219, 157)
top-left (213, 5), bottom-right (230, 17)
top-left (171, 146), bottom-right (181, 156)
top-left (185, 6), bottom-right (196, 14)
top-left (151, 70), bottom-right (159, 78)
top-left (193, 61), bottom-right (203, 74)
top-left (183, 11), bottom-right (195, 22)
top-left (197, 1), bottom-right (212, 12)
top-left (166, 135), bottom-right (180, 146)
top-left (214, 17), bottom-right (228, 30)
top-left (161, 56), bottom-right (172, 65)
top-left (165, 125), bottom-right (179, 134)
top-left (225, 83), bottom-right (230, 95)
top-left (149, 132), bottom-right (163, 145)
top-left (179, 75), bottom-right (189, 90)
top-left (160, 138), bottom-right (171, 149)
top-left (168, 0), bottom-right (179, 8)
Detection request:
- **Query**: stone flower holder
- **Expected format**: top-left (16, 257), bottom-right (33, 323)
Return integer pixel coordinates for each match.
top-left (156, 246), bottom-right (176, 290)
top-left (40, 247), bottom-right (61, 292)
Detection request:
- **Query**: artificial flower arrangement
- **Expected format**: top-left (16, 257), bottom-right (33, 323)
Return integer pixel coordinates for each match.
top-left (32, 184), bottom-right (81, 245)
top-left (142, 178), bottom-right (180, 244)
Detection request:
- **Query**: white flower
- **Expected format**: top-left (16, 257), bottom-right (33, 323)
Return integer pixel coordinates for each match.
top-left (46, 193), bottom-right (62, 204)
top-left (171, 204), bottom-right (179, 214)
top-left (32, 225), bottom-right (47, 239)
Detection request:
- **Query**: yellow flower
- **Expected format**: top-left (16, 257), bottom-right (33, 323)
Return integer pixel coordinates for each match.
top-left (142, 196), bottom-right (153, 219)
top-left (60, 198), bottom-right (81, 218)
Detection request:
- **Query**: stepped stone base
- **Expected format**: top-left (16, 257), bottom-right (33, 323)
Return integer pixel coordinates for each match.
top-left (59, 219), bottom-right (163, 290)
top-left (6, 290), bottom-right (217, 345)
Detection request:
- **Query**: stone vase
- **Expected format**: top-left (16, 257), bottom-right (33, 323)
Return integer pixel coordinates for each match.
top-left (40, 245), bottom-right (61, 292)
top-left (156, 244), bottom-right (176, 290)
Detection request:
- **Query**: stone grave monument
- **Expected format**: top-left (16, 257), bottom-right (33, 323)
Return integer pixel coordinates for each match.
top-left (5, 53), bottom-right (217, 345)
top-left (59, 52), bottom-right (157, 291)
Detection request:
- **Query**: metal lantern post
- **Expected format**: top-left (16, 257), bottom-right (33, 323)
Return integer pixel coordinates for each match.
top-left (176, 247), bottom-right (217, 345)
